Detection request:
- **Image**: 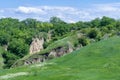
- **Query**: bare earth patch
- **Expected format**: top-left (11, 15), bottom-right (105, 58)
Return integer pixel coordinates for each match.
top-left (31, 62), bottom-right (55, 68)
top-left (0, 72), bottom-right (28, 79)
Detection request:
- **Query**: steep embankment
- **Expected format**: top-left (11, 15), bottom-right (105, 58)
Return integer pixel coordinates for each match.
top-left (0, 47), bottom-right (4, 69)
top-left (0, 54), bottom-right (4, 69)
top-left (0, 36), bottom-right (120, 80)
top-left (12, 34), bottom-right (80, 67)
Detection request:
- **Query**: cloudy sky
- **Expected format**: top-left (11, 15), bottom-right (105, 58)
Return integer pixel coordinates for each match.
top-left (0, 0), bottom-right (120, 22)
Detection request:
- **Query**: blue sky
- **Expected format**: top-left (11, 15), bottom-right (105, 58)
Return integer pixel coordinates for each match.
top-left (0, 0), bottom-right (120, 22)
top-left (0, 0), bottom-right (119, 8)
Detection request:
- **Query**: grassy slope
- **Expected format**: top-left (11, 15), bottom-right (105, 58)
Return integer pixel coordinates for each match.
top-left (0, 36), bottom-right (120, 80)
top-left (0, 54), bottom-right (3, 69)
top-left (14, 34), bottom-right (78, 64)
top-left (0, 47), bottom-right (4, 69)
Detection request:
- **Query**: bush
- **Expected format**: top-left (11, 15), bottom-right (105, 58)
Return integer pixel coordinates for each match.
top-left (2, 51), bottom-right (19, 68)
top-left (87, 29), bottom-right (98, 38)
top-left (0, 32), bottom-right (10, 45)
top-left (78, 37), bottom-right (90, 46)
top-left (87, 28), bottom-right (101, 40)
top-left (8, 39), bottom-right (29, 58)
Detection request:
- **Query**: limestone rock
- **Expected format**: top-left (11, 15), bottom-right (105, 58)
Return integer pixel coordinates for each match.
top-left (3, 45), bottom-right (8, 51)
top-left (29, 38), bottom-right (44, 54)
top-left (48, 46), bottom-right (73, 59)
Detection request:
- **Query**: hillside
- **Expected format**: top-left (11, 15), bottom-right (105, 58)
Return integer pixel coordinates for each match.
top-left (0, 47), bottom-right (4, 69)
top-left (0, 36), bottom-right (120, 80)
top-left (0, 17), bottom-right (120, 68)
top-left (11, 34), bottom-right (81, 67)
top-left (0, 54), bottom-right (4, 69)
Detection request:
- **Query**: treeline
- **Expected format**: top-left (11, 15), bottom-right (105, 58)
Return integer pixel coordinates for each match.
top-left (0, 16), bottom-right (120, 68)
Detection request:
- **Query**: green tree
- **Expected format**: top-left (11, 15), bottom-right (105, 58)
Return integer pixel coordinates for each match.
top-left (2, 51), bottom-right (19, 68)
top-left (50, 17), bottom-right (66, 24)
top-left (78, 37), bottom-right (89, 46)
top-left (100, 16), bottom-right (115, 26)
top-left (8, 39), bottom-right (29, 58)
top-left (87, 28), bottom-right (101, 40)
top-left (91, 18), bottom-right (101, 27)
top-left (0, 31), bottom-right (10, 45)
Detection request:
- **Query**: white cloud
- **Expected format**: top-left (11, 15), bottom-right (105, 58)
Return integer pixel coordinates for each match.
top-left (40, 6), bottom-right (75, 12)
top-left (0, 6), bottom-right (94, 22)
top-left (0, 3), bottom-right (120, 23)
top-left (67, 20), bottom-right (76, 23)
top-left (97, 6), bottom-right (118, 12)
top-left (16, 6), bottom-right (46, 14)
top-left (88, 3), bottom-right (120, 19)
top-left (0, 10), bottom-right (4, 13)
top-left (14, 6), bottom-right (89, 22)
top-left (93, 3), bottom-right (120, 12)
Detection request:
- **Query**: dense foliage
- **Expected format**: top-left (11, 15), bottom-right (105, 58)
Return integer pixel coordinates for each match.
top-left (0, 16), bottom-right (120, 68)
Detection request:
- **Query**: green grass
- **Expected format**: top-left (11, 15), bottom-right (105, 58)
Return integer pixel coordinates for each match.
top-left (0, 54), bottom-right (3, 69)
top-left (0, 47), bottom-right (4, 69)
top-left (0, 36), bottom-right (120, 80)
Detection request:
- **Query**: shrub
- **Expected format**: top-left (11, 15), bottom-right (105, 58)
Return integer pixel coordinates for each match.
top-left (78, 37), bottom-right (90, 46)
top-left (8, 39), bottom-right (29, 58)
top-left (87, 28), bottom-right (101, 40)
top-left (2, 51), bottom-right (19, 68)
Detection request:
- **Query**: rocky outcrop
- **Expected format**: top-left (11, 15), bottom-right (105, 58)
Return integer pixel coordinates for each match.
top-left (2, 45), bottom-right (8, 51)
top-left (24, 56), bottom-right (46, 65)
top-left (29, 38), bottom-right (44, 54)
top-left (48, 46), bottom-right (73, 59)
top-left (23, 45), bottom-right (74, 66)
top-left (46, 31), bottom-right (52, 42)
top-left (12, 41), bottom-right (85, 68)
top-left (12, 40), bottom-right (80, 67)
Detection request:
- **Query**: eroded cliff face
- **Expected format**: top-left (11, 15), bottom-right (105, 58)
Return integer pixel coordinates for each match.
top-left (23, 45), bottom-right (74, 66)
top-left (12, 37), bottom-right (81, 67)
top-left (12, 42), bottom-right (83, 67)
top-left (24, 55), bottom-right (47, 65)
top-left (29, 38), bottom-right (44, 54)
top-left (48, 46), bottom-right (73, 59)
